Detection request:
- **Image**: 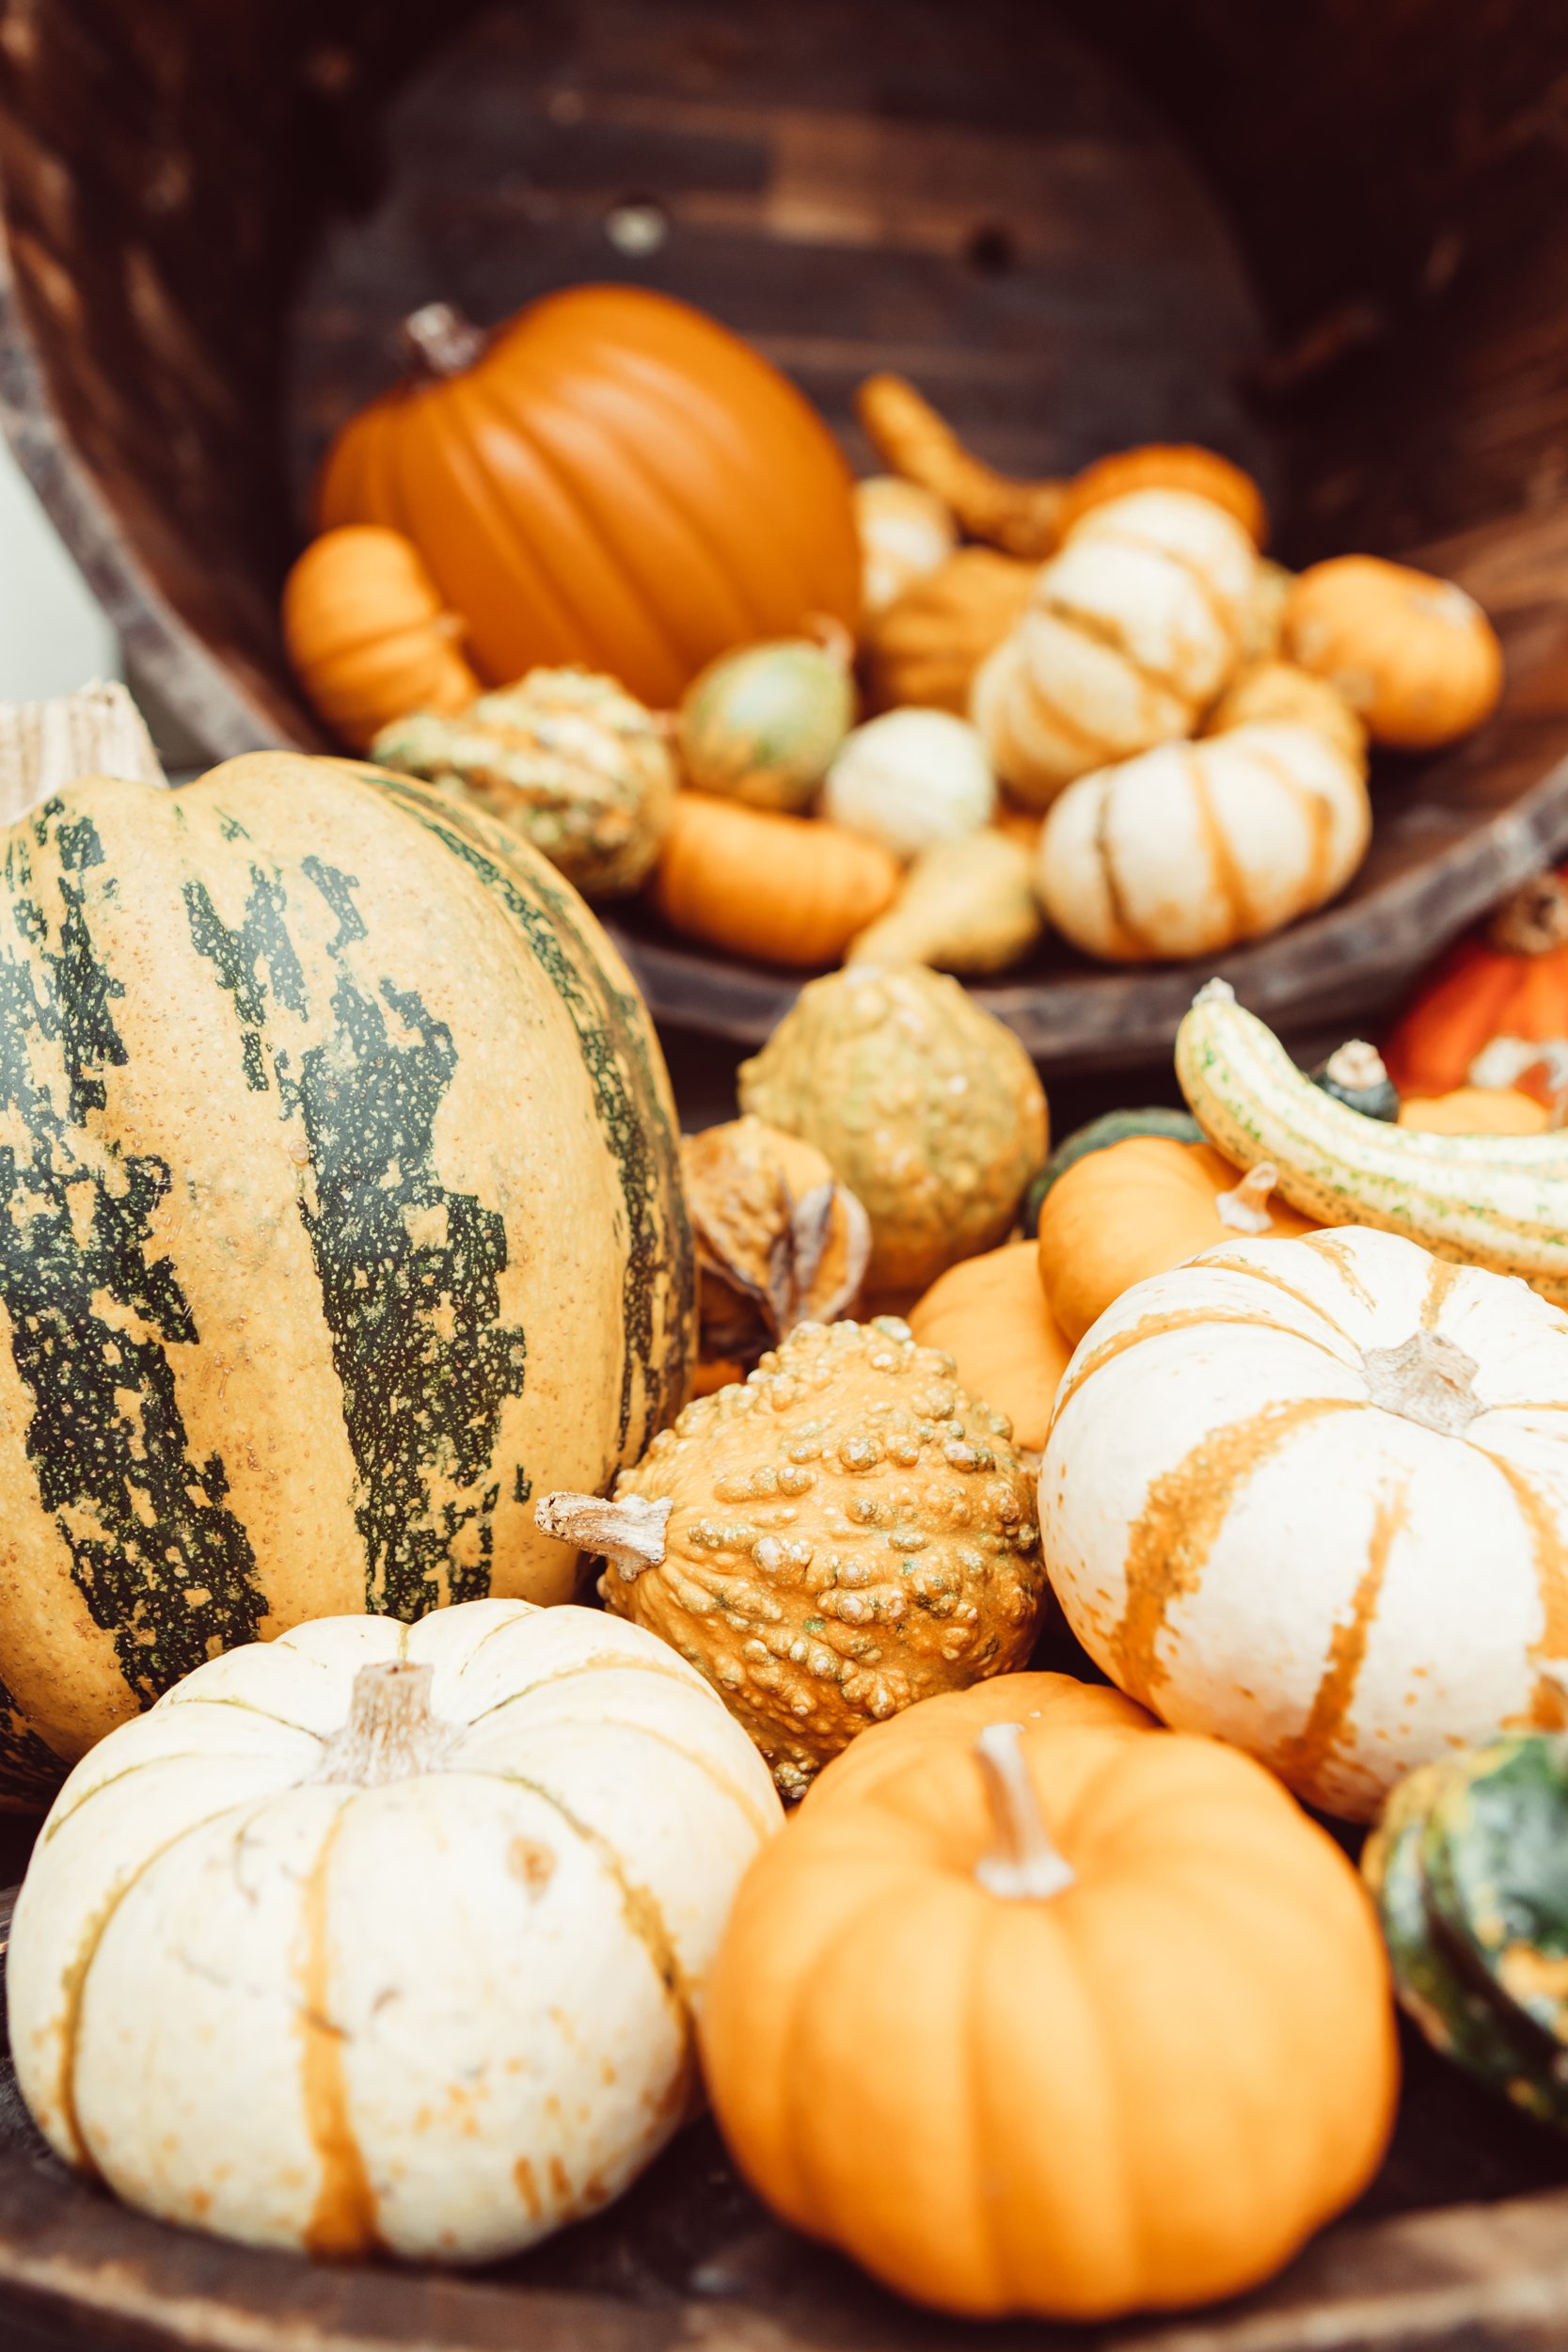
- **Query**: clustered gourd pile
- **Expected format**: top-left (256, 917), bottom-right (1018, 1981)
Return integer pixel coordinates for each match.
top-left (281, 286), bottom-right (1503, 976)
top-left (2, 289), bottom-right (1560, 2327)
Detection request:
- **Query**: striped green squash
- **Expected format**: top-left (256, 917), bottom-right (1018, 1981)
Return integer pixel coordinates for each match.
top-left (0, 752), bottom-right (692, 1803)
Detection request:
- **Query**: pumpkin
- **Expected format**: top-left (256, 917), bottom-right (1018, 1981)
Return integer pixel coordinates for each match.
top-left (1037, 723), bottom-right (1370, 961)
top-left (7, 1598), bottom-right (781, 2259)
top-left (1366, 1733), bottom-right (1568, 2129)
top-left (316, 289), bottom-right (861, 709)
top-left (1313, 1039), bottom-right (1400, 1120)
top-left (650, 793), bottom-right (899, 968)
top-left (847, 831), bottom-right (1043, 975)
top-left (800, 1669), bottom-right (1154, 1814)
top-left (1028, 1106), bottom-right (1205, 1228)
top-left (862, 548), bottom-right (1037, 719)
top-left (906, 1240), bottom-right (1070, 1454)
top-left (821, 707), bottom-right (996, 862)
top-left (973, 489), bottom-right (1256, 809)
top-left (854, 476), bottom-right (958, 614)
top-left (1283, 555), bottom-right (1503, 751)
top-left (676, 632), bottom-right (854, 813)
top-left (855, 374), bottom-right (1064, 559)
top-left (536, 1318), bottom-right (1047, 1796)
top-left (701, 1713), bottom-right (1397, 2316)
top-left (1398, 1087), bottom-right (1550, 1135)
top-left (1057, 442), bottom-right (1267, 547)
top-left (282, 526), bottom-right (481, 752)
top-left (0, 743), bottom-right (691, 1807)
top-left (1178, 979), bottom-right (1568, 1303)
top-left (371, 666), bottom-right (676, 898)
top-left (737, 964), bottom-right (1049, 1295)
top-left (1041, 1221), bottom-right (1568, 1819)
top-left (1037, 1136), bottom-right (1315, 1347)
top-left (1204, 658), bottom-right (1367, 770)
top-left (1384, 871), bottom-right (1568, 1101)
top-left (683, 1116), bottom-right (869, 1376)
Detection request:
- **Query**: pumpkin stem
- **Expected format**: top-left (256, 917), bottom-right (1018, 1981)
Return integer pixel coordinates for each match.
top-left (402, 301), bottom-right (486, 378)
top-left (1214, 1160), bottom-right (1281, 1234)
top-left (1323, 1040), bottom-right (1390, 1095)
top-left (974, 1722), bottom-right (1076, 1901)
top-left (318, 1661), bottom-right (451, 1788)
top-left (1487, 873), bottom-right (1568, 957)
top-left (534, 1490), bottom-right (673, 1581)
top-left (0, 681), bottom-right (166, 819)
top-left (802, 613), bottom-right (856, 673)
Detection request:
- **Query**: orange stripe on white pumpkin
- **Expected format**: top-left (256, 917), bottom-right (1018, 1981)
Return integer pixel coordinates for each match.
top-left (1272, 1480), bottom-right (1408, 1792)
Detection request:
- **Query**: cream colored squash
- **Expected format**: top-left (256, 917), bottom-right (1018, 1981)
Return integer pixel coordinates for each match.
top-left (821, 707), bottom-right (996, 862)
top-left (1035, 723), bottom-right (1370, 961)
top-left (854, 476), bottom-right (958, 614)
top-left (971, 489), bottom-right (1256, 809)
top-left (1039, 1224), bottom-right (1568, 1820)
top-left (7, 1600), bottom-right (781, 2262)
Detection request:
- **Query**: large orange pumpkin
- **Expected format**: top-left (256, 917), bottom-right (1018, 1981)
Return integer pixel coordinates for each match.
top-left (316, 288), bottom-right (862, 709)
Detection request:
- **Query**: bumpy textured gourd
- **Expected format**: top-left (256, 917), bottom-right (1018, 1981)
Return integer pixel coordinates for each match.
top-left (537, 1318), bottom-right (1047, 1796)
top-left (1177, 978), bottom-right (1568, 1303)
top-left (1041, 1223), bottom-right (1568, 1817)
top-left (1366, 1735), bottom-right (1568, 2129)
top-left (7, 1602), bottom-right (780, 2259)
top-left (372, 666), bottom-right (676, 897)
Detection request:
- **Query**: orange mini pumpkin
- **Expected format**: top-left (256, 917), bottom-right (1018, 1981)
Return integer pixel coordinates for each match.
top-left (1037, 1136), bottom-right (1316, 1345)
top-left (316, 289), bottom-right (861, 709)
top-left (1058, 442), bottom-right (1267, 547)
top-left (1384, 871), bottom-right (1568, 1103)
top-left (651, 793), bottom-right (899, 968)
top-left (1397, 1087), bottom-right (1551, 1136)
top-left (802, 1670), bottom-right (1153, 1815)
top-left (281, 525), bottom-right (480, 750)
top-left (1284, 554), bottom-right (1502, 751)
top-left (702, 1717), bottom-right (1397, 2318)
top-left (907, 1241), bottom-right (1069, 1454)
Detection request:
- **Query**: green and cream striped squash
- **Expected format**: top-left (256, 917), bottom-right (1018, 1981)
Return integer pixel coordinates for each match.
top-left (0, 752), bottom-right (692, 1804)
top-left (1178, 979), bottom-right (1568, 1305)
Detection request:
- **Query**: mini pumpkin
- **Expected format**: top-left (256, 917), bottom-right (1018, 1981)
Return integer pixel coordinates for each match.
top-left (372, 666), bottom-right (676, 898)
top-left (1037, 723), bottom-right (1370, 961)
top-left (907, 1240), bottom-right (1070, 1454)
top-left (683, 1116), bottom-right (870, 1379)
top-left (536, 1318), bottom-right (1047, 1795)
top-left (282, 526), bottom-right (480, 751)
top-left (738, 964), bottom-right (1049, 1295)
top-left (1204, 658), bottom-right (1367, 770)
top-left (854, 476), bottom-right (958, 614)
top-left (650, 793), bottom-right (899, 966)
top-left (677, 632), bottom-right (855, 813)
top-left (1025, 1105), bottom-right (1206, 1231)
top-left (1384, 871), bottom-right (1568, 1101)
top-left (1057, 442), bottom-right (1267, 546)
top-left (702, 1714), bottom-right (1397, 2316)
top-left (1041, 1222), bottom-right (1568, 1819)
top-left (7, 1601), bottom-right (781, 2260)
top-left (1284, 555), bottom-right (1503, 751)
top-left (847, 831), bottom-right (1043, 975)
top-left (1397, 1087), bottom-right (1550, 1135)
top-left (821, 707), bottom-right (996, 863)
top-left (861, 548), bottom-right (1037, 718)
top-left (1037, 1136), bottom-right (1315, 1346)
top-left (973, 490), bottom-right (1257, 807)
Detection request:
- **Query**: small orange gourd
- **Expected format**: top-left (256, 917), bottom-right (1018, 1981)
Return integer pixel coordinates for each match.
top-left (650, 793), bottom-right (898, 967)
top-left (702, 1717), bottom-right (1397, 2318)
top-left (1037, 1136), bottom-right (1316, 1345)
top-left (861, 548), bottom-right (1037, 716)
top-left (281, 525), bottom-right (480, 750)
top-left (1383, 872), bottom-right (1568, 1101)
top-left (1397, 1087), bottom-right (1551, 1136)
top-left (907, 1241), bottom-right (1069, 1454)
top-left (1284, 555), bottom-right (1502, 750)
top-left (1058, 442), bottom-right (1267, 546)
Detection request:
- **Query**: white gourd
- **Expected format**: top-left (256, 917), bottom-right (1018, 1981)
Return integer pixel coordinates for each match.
top-left (971, 488), bottom-right (1257, 808)
top-left (821, 707), bottom-right (996, 862)
top-left (6, 1599), bottom-right (781, 2264)
top-left (1035, 722), bottom-right (1370, 961)
top-left (1040, 1224), bottom-right (1568, 1820)
top-left (853, 477), bottom-right (958, 614)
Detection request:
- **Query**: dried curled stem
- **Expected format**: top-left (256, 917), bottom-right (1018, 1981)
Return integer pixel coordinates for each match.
top-left (535, 1491), bottom-right (672, 1582)
top-left (856, 374), bottom-right (1065, 561)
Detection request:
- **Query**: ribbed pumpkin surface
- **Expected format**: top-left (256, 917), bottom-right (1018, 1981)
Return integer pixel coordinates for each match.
top-left (0, 754), bottom-right (691, 1801)
top-left (315, 285), bottom-right (862, 707)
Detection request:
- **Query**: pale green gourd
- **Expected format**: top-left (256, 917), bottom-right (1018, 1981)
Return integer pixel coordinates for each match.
top-left (678, 635), bottom-right (854, 811)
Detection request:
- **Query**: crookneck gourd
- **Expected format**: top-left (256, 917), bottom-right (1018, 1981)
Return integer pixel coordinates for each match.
top-left (536, 1317), bottom-right (1047, 1796)
top-left (0, 750), bottom-right (691, 1803)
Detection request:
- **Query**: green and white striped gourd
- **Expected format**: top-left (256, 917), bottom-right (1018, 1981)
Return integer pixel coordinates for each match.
top-left (1177, 978), bottom-right (1568, 1305)
top-left (0, 752), bottom-right (692, 1804)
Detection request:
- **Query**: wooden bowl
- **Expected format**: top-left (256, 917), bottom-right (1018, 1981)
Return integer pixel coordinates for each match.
top-left (3, 1), bottom-right (1567, 1076)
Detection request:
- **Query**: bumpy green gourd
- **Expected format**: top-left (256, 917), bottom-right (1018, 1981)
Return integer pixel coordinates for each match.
top-left (1366, 1736), bottom-right (1568, 2130)
top-left (677, 636), bottom-right (854, 811)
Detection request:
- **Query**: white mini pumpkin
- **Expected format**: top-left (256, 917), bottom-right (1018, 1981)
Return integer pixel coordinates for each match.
top-left (971, 489), bottom-right (1256, 808)
top-left (1035, 722), bottom-right (1370, 961)
top-left (1040, 1225), bottom-right (1568, 1820)
top-left (7, 1599), bottom-right (781, 2264)
top-left (854, 476), bottom-right (958, 614)
top-left (821, 707), bottom-right (996, 862)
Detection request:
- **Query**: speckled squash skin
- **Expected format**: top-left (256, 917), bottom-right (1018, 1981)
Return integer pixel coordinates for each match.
top-left (738, 965), bottom-right (1048, 1295)
top-left (1366, 1736), bottom-right (1568, 2129)
top-left (602, 1318), bottom-right (1047, 1795)
top-left (0, 755), bottom-right (691, 1804)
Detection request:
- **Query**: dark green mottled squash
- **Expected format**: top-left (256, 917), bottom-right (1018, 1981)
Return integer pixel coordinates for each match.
top-left (0, 752), bottom-right (692, 1804)
top-left (1365, 1736), bottom-right (1568, 2129)
top-left (1023, 1106), bottom-right (1203, 1232)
